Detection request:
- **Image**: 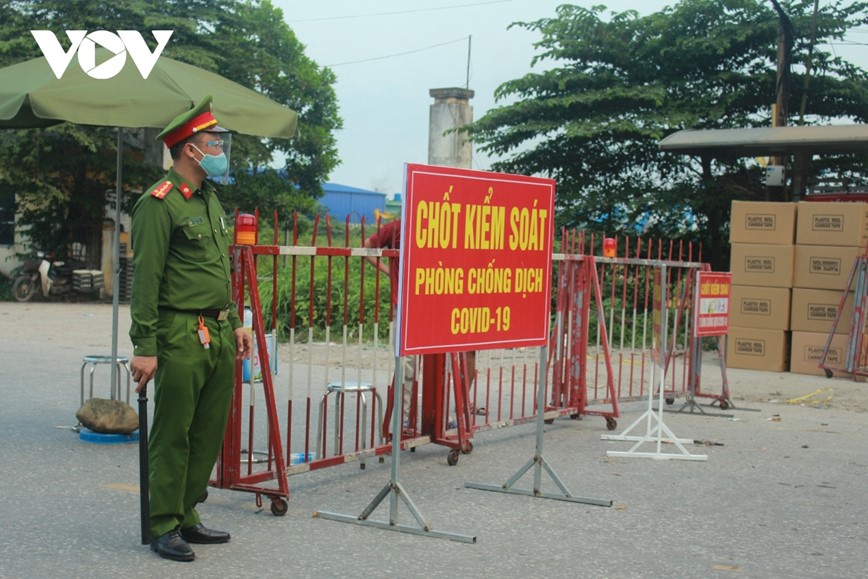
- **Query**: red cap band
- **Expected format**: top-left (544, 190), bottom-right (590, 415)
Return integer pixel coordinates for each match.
top-left (162, 112), bottom-right (218, 147)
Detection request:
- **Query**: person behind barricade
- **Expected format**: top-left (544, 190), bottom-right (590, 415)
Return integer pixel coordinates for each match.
top-left (129, 95), bottom-right (252, 563)
top-left (363, 219), bottom-right (479, 431)
top-left (364, 218), bottom-right (416, 432)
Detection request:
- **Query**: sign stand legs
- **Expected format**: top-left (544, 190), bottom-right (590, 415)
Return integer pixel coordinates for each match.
top-left (677, 336), bottom-right (741, 416)
top-left (314, 356), bottom-right (476, 543)
top-left (602, 265), bottom-right (707, 461)
top-left (465, 347), bottom-right (612, 506)
top-left (602, 366), bottom-right (707, 461)
top-left (677, 338), bottom-right (708, 415)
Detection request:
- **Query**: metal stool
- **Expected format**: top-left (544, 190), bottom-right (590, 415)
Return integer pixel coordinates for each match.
top-left (80, 355), bottom-right (131, 407)
top-left (316, 380), bottom-right (383, 468)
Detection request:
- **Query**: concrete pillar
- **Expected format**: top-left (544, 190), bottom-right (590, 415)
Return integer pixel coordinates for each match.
top-left (428, 87), bottom-right (474, 169)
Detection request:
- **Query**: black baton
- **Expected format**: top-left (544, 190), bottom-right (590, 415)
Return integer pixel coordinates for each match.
top-left (138, 385), bottom-right (150, 545)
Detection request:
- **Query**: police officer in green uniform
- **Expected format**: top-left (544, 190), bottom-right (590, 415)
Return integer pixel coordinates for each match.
top-left (129, 96), bottom-right (252, 563)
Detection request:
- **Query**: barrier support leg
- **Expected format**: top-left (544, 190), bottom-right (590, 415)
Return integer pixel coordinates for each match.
top-left (465, 347), bottom-right (612, 507)
top-left (676, 336), bottom-right (744, 417)
top-left (314, 355), bottom-right (477, 544)
top-left (676, 335), bottom-right (708, 415)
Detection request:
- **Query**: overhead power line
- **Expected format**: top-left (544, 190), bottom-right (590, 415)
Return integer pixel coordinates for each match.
top-left (327, 36), bottom-right (469, 67)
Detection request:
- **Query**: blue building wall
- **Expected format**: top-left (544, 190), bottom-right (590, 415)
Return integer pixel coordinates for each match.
top-left (320, 182), bottom-right (387, 224)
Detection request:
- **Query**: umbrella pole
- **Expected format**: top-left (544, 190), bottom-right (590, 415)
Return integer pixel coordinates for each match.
top-left (110, 129), bottom-right (122, 400)
top-left (138, 385), bottom-right (150, 545)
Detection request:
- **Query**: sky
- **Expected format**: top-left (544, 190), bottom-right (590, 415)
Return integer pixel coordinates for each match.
top-left (277, 0), bottom-right (866, 196)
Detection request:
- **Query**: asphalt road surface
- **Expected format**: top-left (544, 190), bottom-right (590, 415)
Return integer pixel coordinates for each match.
top-left (0, 302), bottom-right (865, 578)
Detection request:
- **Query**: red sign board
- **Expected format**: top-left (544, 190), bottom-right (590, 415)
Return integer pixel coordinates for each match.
top-left (398, 164), bottom-right (555, 356)
top-left (693, 271), bottom-right (732, 337)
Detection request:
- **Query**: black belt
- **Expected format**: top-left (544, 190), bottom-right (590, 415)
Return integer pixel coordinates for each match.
top-left (161, 307), bottom-right (231, 321)
top-left (200, 308), bottom-right (231, 321)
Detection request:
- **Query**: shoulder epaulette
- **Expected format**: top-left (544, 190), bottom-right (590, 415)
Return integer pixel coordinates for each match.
top-left (150, 180), bottom-right (174, 200)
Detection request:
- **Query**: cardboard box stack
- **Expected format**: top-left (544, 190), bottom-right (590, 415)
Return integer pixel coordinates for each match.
top-left (789, 202), bottom-right (868, 376)
top-left (727, 201), bottom-right (795, 371)
top-left (727, 200), bottom-right (867, 375)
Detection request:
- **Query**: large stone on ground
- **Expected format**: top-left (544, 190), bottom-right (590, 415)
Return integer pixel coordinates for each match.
top-left (76, 398), bottom-right (139, 434)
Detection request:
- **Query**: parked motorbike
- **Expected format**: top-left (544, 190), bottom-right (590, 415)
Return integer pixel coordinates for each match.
top-left (11, 251), bottom-right (79, 302)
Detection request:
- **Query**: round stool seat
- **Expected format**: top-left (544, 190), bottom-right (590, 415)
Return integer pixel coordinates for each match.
top-left (327, 380), bottom-right (374, 393)
top-left (317, 380), bottom-right (383, 469)
top-left (82, 354), bottom-right (130, 365)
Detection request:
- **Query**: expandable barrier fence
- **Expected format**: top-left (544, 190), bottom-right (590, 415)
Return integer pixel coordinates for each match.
top-left (568, 231), bottom-right (717, 408)
top-left (211, 212), bottom-right (720, 513)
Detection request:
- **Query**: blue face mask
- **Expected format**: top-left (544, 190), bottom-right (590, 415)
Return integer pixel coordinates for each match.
top-left (192, 145), bottom-right (228, 178)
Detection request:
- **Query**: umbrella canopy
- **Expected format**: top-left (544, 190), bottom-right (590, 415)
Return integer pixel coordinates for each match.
top-left (0, 49), bottom-right (298, 138)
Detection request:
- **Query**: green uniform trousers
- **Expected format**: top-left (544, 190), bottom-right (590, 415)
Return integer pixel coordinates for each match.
top-left (149, 310), bottom-right (235, 538)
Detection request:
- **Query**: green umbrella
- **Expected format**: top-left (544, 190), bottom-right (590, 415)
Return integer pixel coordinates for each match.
top-left (0, 49), bottom-right (298, 137)
top-left (0, 49), bottom-right (299, 399)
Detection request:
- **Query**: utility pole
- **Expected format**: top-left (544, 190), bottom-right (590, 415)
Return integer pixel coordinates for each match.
top-left (465, 35), bottom-right (472, 90)
top-left (770, 0), bottom-right (794, 129)
top-left (769, 0), bottom-right (795, 200)
top-left (791, 0), bottom-right (821, 200)
top-left (799, 0), bottom-right (821, 125)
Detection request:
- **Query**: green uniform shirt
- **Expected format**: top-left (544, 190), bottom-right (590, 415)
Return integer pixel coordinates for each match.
top-left (129, 168), bottom-right (241, 356)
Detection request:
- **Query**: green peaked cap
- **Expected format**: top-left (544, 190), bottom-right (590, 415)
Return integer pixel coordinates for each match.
top-left (157, 95), bottom-right (227, 147)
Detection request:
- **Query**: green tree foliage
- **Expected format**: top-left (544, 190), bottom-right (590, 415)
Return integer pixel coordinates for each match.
top-left (0, 124), bottom-right (161, 264)
top-left (464, 0), bottom-right (868, 269)
top-left (0, 0), bottom-right (340, 263)
top-left (251, 220), bottom-right (391, 341)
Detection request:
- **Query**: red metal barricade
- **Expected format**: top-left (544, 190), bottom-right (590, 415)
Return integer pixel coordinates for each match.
top-left (574, 234), bottom-right (713, 409)
top-left (210, 214), bottom-right (718, 512)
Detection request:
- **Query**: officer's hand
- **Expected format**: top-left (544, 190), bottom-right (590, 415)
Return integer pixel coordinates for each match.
top-left (234, 327), bottom-right (252, 361)
top-left (131, 355), bottom-right (157, 393)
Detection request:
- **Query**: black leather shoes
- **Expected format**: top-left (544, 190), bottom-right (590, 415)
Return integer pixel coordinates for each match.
top-left (180, 523), bottom-right (231, 544)
top-left (151, 530), bottom-right (195, 562)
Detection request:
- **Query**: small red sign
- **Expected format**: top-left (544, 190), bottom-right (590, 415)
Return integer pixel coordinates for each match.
top-left (693, 271), bottom-right (731, 337)
top-left (398, 164), bottom-right (555, 355)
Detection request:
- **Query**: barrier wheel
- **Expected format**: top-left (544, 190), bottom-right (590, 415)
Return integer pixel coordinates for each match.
top-left (460, 440), bottom-right (473, 454)
top-left (824, 368), bottom-right (833, 379)
top-left (719, 400), bottom-right (730, 411)
top-left (270, 498), bottom-right (288, 517)
top-left (544, 418), bottom-right (554, 424)
top-left (665, 397), bottom-right (675, 405)
top-left (447, 449), bottom-right (460, 466)
top-left (569, 413), bottom-right (582, 420)
top-left (605, 417), bottom-right (617, 431)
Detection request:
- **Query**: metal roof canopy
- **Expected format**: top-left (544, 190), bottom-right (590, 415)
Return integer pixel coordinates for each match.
top-left (659, 125), bottom-right (868, 158)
